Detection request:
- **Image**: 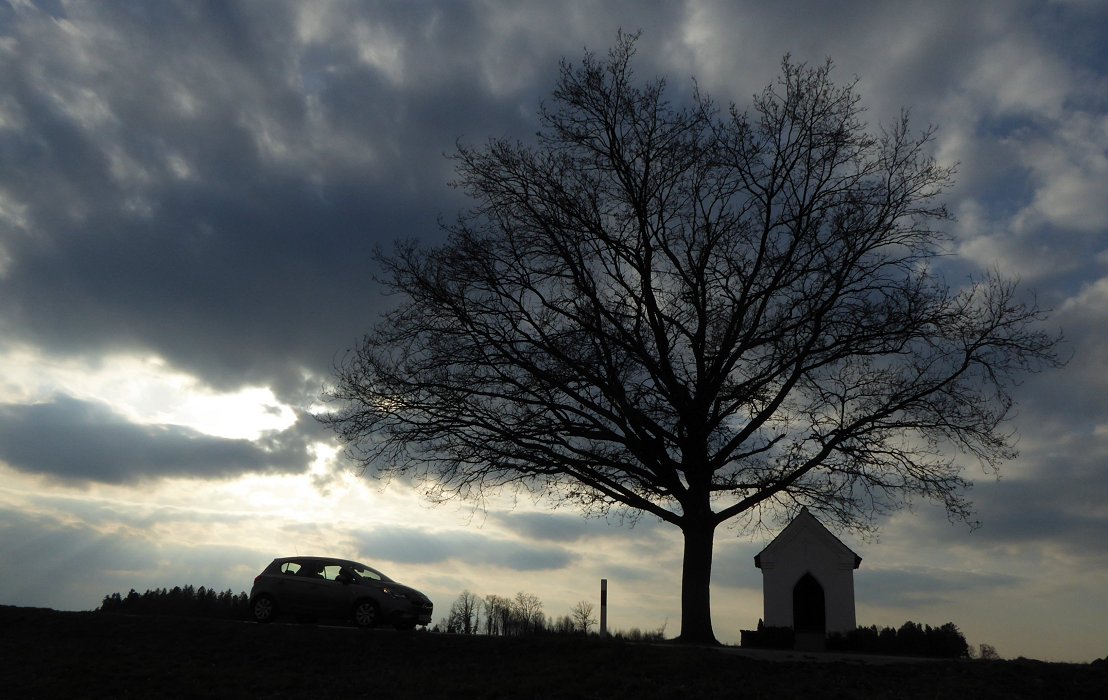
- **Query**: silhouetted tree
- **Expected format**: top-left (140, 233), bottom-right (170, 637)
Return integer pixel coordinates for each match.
top-left (896, 621), bottom-right (927, 655)
top-left (932, 622), bottom-right (970, 659)
top-left (442, 590), bottom-right (616, 637)
top-left (446, 589), bottom-right (482, 634)
top-left (551, 614), bottom-right (577, 635)
top-left (97, 585), bottom-right (250, 620)
top-left (324, 33), bottom-right (1062, 644)
top-left (100, 592), bottom-right (124, 612)
top-left (978, 643), bottom-right (1001, 660)
top-left (513, 591), bottom-right (545, 635)
top-left (571, 600), bottom-right (597, 635)
top-left (482, 594), bottom-right (511, 636)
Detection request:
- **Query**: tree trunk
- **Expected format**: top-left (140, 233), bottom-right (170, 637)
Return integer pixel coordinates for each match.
top-left (675, 516), bottom-right (719, 645)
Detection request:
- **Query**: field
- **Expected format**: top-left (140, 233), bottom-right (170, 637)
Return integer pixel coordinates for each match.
top-left (1, 606), bottom-right (1104, 698)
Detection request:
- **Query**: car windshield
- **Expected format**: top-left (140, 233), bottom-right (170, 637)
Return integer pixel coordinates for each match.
top-left (350, 563), bottom-right (391, 583)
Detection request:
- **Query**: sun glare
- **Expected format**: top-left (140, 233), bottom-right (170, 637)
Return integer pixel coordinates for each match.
top-left (0, 348), bottom-right (296, 440)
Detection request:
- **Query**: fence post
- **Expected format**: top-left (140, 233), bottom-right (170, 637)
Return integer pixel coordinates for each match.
top-left (600, 578), bottom-right (608, 639)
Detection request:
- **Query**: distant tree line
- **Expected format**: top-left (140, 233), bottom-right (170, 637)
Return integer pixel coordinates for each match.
top-left (98, 585), bottom-right (250, 620)
top-left (435, 590), bottom-right (665, 641)
top-left (742, 619), bottom-right (971, 659)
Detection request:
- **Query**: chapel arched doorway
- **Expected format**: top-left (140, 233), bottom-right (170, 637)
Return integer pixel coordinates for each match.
top-left (792, 572), bottom-right (826, 634)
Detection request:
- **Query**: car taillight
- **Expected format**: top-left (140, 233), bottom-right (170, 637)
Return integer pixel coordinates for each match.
top-left (253, 575), bottom-right (262, 585)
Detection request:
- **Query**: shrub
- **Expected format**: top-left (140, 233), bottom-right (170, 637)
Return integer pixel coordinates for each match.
top-left (740, 620), bottom-right (795, 649)
top-left (978, 643), bottom-right (1001, 660)
top-left (826, 621), bottom-right (970, 658)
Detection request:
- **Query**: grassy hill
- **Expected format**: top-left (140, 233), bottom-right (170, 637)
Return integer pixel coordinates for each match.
top-left (1, 606), bottom-right (1104, 698)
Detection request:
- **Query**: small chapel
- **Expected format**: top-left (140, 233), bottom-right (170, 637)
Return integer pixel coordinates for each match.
top-left (753, 507), bottom-right (862, 648)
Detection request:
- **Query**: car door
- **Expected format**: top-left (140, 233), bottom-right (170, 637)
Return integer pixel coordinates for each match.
top-left (275, 560), bottom-right (325, 614)
top-left (285, 561), bottom-right (343, 615)
top-left (313, 564), bottom-right (356, 617)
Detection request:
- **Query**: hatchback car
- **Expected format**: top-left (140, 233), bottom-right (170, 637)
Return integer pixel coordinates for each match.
top-left (249, 556), bottom-right (433, 629)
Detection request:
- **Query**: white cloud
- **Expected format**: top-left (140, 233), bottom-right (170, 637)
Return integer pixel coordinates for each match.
top-left (967, 37), bottom-right (1073, 120)
top-left (1012, 112), bottom-right (1108, 235)
top-left (0, 348), bottom-right (297, 440)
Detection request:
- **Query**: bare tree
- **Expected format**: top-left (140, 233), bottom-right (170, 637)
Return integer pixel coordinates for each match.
top-left (513, 591), bottom-right (545, 635)
top-left (571, 600), bottom-right (597, 635)
top-left (552, 614), bottom-right (577, 635)
top-left (446, 589), bottom-right (481, 635)
top-left (324, 34), bottom-right (1061, 644)
top-left (482, 594), bottom-right (511, 636)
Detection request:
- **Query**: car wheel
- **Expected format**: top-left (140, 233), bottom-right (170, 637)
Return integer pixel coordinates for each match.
top-left (252, 595), bottom-right (276, 624)
top-left (352, 600), bottom-right (379, 628)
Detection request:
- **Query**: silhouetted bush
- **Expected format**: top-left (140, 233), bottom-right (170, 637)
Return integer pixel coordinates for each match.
top-left (743, 619), bottom-right (968, 657)
top-left (826, 621), bottom-right (969, 658)
top-left (98, 585), bottom-right (250, 620)
top-left (611, 622), bottom-right (668, 642)
top-left (977, 642), bottom-right (1001, 660)
top-left (740, 620), bottom-right (795, 649)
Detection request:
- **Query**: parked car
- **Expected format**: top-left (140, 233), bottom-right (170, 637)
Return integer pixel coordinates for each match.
top-left (249, 556), bottom-right (433, 629)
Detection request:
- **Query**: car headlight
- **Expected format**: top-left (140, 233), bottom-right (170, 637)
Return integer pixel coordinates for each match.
top-left (381, 586), bottom-right (408, 600)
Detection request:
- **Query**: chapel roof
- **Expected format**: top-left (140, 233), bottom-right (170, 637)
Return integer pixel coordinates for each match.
top-left (753, 506), bottom-right (862, 570)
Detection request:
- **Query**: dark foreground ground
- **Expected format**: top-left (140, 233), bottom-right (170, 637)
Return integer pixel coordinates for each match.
top-left (2, 606), bottom-right (1105, 699)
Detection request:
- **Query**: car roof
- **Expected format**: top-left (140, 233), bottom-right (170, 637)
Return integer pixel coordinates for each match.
top-left (274, 555), bottom-right (361, 566)
top-left (265, 556), bottom-right (395, 583)
top-left (270, 556), bottom-right (388, 574)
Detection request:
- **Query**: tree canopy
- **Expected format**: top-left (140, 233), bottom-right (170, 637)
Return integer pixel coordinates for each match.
top-left (323, 34), bottom-right (1061, 644)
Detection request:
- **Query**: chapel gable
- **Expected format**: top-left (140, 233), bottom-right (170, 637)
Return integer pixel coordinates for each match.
top-left (754, 507), bottom-right (861, 645)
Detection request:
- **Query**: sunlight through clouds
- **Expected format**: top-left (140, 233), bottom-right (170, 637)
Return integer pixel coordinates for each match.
top-left (0, 348), bottom-right (296, 440)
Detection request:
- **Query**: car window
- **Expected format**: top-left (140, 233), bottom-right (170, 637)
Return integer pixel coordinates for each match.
top-left (321, 565), bottom-right (343, 581)
top-left (352, 565), bottom-right (389, 582)
top-left (279, 562), bottom-right (301, 575)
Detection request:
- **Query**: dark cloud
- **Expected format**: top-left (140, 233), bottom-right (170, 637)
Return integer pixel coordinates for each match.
top-left (0, 395), bottom-right (308, 483)
top-left (350, 524), bottom-right (576, 571)
top-left (3, 0), bottom-right (1092, 414)
top-left (965, 477), bottom-right (1108, 564)
top-left (889, 430), bottom-right (1108, 567)
top-left (0, 1), bottom-right (683, 403)
top-left (493, 511), bottom-right (665, 543)
top-left (856, 566), bottom-right (1022, 609)
top-left (0, 2), bottom-right (469, 398)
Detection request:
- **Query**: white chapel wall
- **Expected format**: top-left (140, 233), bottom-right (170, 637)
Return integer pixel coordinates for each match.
top-left (757, 516), bottom-right (858, 635)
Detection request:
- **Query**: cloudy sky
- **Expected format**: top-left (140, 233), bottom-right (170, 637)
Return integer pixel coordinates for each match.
top-left (1, 0), bottom-right (1106, 662)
